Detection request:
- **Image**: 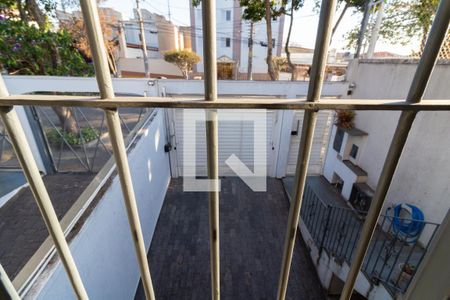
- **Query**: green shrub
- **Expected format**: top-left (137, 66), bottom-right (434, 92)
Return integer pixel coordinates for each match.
top-left (46, 127), bottom-right (99, 145)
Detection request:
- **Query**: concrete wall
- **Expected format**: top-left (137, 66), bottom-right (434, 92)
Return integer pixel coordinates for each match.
top-left (117, 58), bottom-right (183, 78)
top-left (30, 110), bottom-right (170, 299)
top-left (346, 59), bottom-right (450, 230)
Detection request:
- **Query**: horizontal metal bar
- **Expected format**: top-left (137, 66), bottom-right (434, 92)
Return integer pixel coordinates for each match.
top-left (0, 95), bottom-right (449, 110)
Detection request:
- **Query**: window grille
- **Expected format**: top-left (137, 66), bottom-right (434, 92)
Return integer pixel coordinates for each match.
top-left (0, 0), bottom-right (449, 300)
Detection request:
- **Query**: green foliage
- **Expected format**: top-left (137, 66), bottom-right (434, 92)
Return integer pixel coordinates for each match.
top-left (380, 0), bottom-right (439, 46)
top-left (239, 0), bottom-right (289, 22)
top-left (46, 127), bottom-right (99, 145)
top-left (0, 19), bottom-right (94, 76)
top-left (344, 0), bottom-right (439, 50)
top-left (192, 0), bottom-right (301, 22)
top-left (314, 0), bottom-right (365, 13)
top-left (164, 50), bottom-right (201, 79)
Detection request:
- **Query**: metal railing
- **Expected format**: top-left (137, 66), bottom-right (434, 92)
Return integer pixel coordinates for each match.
top-left (0, 0), bottom-right (449, 299)
top-left (33, 105), bottom-right (147, 172)
top-left (300, 183), bottom-right (440, 294)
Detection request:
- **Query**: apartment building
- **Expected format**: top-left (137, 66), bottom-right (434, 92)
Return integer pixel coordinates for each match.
top-left (190, 0), bottom-right (285, 79)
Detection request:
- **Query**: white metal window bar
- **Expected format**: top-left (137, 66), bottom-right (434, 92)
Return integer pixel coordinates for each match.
top-left (0, 0), bottom-right (449, 299)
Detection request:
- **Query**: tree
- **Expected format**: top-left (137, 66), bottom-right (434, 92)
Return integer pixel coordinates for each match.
top-left (315, 0), bottom-right (365, 42)
top-left (193, 0), bottom-right (284, 80)
top-left (345, 0), bottom-right (440, 54)
top-left (272, 56), bottom-right (288, 80)
top-left (164, 50), bottom-right (201, 79)
top-left (240, 0), bottom-right (285, 81)
top-left (380, 0), bottom-right (439, 49)
top-left (0, 1), bottom-right (95, 134)
top-left (58, 11), bottom-right (119, 76)
top-left (284, 0), bottom-right (304, 81)
top-left (0, 19), bottom-right (94, 133)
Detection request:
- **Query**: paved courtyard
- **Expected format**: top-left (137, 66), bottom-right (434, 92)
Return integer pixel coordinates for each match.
top-left (0, 173), bottom-right (95, 278)
top-left (135, 177), bottom-right (325, 300)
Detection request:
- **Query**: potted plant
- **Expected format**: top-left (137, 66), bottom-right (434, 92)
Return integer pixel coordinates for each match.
top-left (334, 110), bottom-right (355, 129)
top-left (397, 263), bottom-right (416, 287)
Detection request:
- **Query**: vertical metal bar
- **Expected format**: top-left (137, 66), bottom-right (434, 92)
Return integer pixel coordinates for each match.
top-left (385, 239), bottom-right (405, 283)
top-left (319, 206), bottom-right (331, 251)
top-left (364, 214), bottom-right (387, 270)
top-left (0, 76), bottom-right (88, 300)
top-left (344, 217), bottom-right (358, 261)
top-left (325, 207), bottom-right (338, 249)
top-left (339, 211), bottom-right (353, 258)
top-left (370, 215), bottom-right (394, 275)
top-left (332, 209), bottom-right (345, 254)
top-left (314, 202), bottom-right (324, 241)
top-left (340, 2), bottom-right (450, 298)
top-left (312, 200), bottom-right (323, 241)
top-left (201, 0), bottom-right (220, 296)
top-left (1, 264), bottom-right (20, 300)
top-left (277, 1), bottom-right (336, 298)
top-left (377, 224), bottom-right (402, 280)
top-left (78, 1), bottom-right (155, 299)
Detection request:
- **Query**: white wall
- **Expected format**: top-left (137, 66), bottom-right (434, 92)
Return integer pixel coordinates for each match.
top-left (30, 110), bottom-right (170, 299)
top-left (117, 58), bottom-right (183, 76)
top-left (3, 76), bottom-right (347, 98)
top-left (346, 59), bottom-right (450, 227)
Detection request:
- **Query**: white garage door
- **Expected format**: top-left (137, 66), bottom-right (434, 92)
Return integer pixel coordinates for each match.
top-left (169, 109), bottom-right (278, 177)
top-left (286, 110), bottom-right (333, 175)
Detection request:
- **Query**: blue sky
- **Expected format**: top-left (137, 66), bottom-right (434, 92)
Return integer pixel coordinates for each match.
top-left (101, 0), bottom-right (418, 55)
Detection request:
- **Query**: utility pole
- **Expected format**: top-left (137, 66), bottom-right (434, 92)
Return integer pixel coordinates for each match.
top-left (367, 0), bottom-right (385, 58)
top-left (136, 0), bottom-right (150, 78)
top-left (355, 0), bottom-right (372, 58)
top-left (247, 22), bottom-right (254, 80)
top-left (167, 0), bottom-right (172, 21)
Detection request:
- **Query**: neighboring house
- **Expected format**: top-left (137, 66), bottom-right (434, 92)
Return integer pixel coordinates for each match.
top-left (280, 46), bottom-right (347, 81)
top-left (323, 58), bottom-right (450, 244)
top-left (123, 9), bottom-right (190, 59)
top-left (118, 9), bottom-right (188, 78)
top-left (190, 0), bottom-right (285, 79)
